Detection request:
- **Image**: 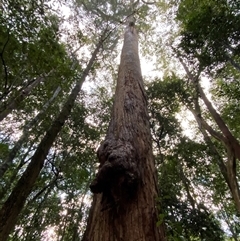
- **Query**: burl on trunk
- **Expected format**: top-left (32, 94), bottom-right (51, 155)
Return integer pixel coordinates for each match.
top-left (83, 22), bottom-right (166, 241)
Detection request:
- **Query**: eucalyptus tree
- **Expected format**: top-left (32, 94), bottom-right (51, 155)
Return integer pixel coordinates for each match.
top-left (83, 14), bottom-right (166, 240)
top-left (4, 0), bottom-right (240, 240)
top-left (167, 0), bottom-right (240, 213)
top-left (147, 77), bottom-right (226, 241)
top-left (0, 1), bottom-right (115, 240)
top-left (0, 0), bottom-right (78, 178)
top-left (2, 84), bottom-right (113, 240)
top-left (0, 33), bottom-right (110, 240)
top-left (156, 73), bottom-right (240, 239)
top-left (0, 1), bottom-right (71, 122)
top-left (0, 1), bottom-right (116, 237)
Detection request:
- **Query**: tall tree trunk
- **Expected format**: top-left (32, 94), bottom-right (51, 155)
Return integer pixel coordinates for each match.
top-left (83, 22), bottom-right (166, 241)
top-left (0, 33), bottom-right (106, 240)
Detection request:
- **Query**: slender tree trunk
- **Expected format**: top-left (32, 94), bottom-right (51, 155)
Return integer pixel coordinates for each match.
top-left (179, 57), bottom-right (240, 161)
top-left (183, 111), bottom-right (240, 212)
top-left (83, 22), bottom-right (166, 241)
top-left (0, 86), bottom-right (61, 178)
top-left (178, 160), bottom-right (196, 209)
top-left (179, 57), bottom-right (240, 212)
top-left (72, 182), bottom-right (90, 240)
top-left (197, 87), bottom-right (240, 208)
top-left (220, 208), bottom-right (239, 241)
top-left (226, 54), bottom-right (240, 72)
top-left (198, 85), bottom-right (240, 159)
top-left (0, 143), bottom-right (34, 200)
top-left (0, 34), bottom-right (106, 240)
top-left (225, 45), bottom-right (240, 72)
top-left (0, 74), bottom-right (49, 122)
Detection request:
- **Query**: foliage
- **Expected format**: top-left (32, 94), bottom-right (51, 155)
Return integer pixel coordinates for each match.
top-left (177, 0), bottom-right (240, 72)
top-left (1, 0), bottom-right (240, 240)
top-left (148, 77), bottom-right (228, 240)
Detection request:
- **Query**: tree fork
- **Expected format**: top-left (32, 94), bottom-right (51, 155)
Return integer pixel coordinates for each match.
top-left (178, 56), bottom-right (240, 161)
top-left (179, 57), bottom-right (240, 213)
top-left (83, 22), bottom-right (166, 241)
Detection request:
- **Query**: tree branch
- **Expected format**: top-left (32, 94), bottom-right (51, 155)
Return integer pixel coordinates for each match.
top-left (0, 31), bottom-right (10, 91)
top-left (141, 0), bottom-right (156, 4)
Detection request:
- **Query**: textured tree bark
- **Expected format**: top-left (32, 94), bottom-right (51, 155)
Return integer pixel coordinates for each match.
top-left (0, 36), bottom-right (104, 241)
top-left (83, 24), bottom-right (166, 241)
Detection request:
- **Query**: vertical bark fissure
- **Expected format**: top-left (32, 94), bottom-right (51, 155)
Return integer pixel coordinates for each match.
top-left (83, 23), bottom-right (166, 241)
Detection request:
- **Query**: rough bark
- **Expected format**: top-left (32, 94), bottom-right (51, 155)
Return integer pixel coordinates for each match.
top-left (83, 24), bottom-right (166, 241)
top-left (0, 35), bottom-right (105, 241)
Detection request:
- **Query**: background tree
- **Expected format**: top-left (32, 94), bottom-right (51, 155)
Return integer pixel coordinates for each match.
top-left (148, 77), bottom-right (226, 241)
top-left (172, 0), bottom-right (240, 215)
